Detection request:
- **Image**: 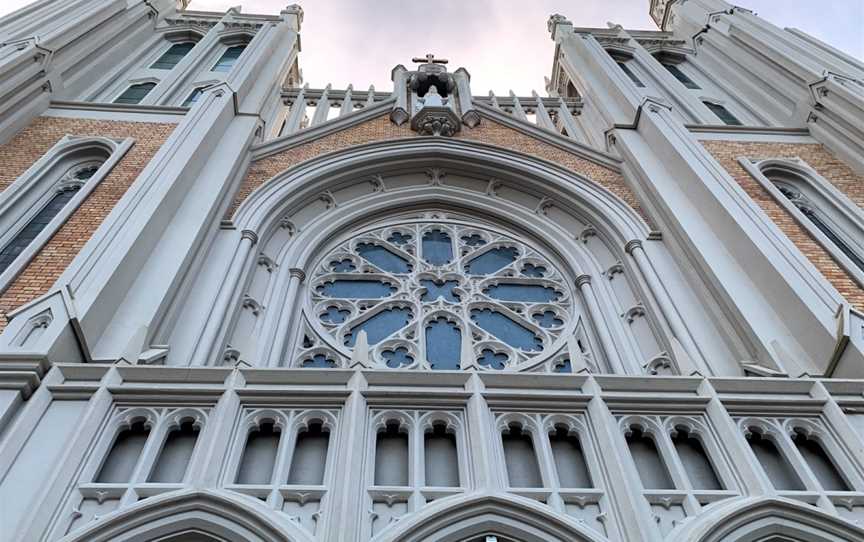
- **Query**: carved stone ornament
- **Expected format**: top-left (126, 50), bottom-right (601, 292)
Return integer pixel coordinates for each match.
top-left (410, 105), bottom-right (461, 137)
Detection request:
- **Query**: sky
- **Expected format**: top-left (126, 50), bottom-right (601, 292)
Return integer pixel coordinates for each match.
top-left (1, 0), bottom-right (862, 95)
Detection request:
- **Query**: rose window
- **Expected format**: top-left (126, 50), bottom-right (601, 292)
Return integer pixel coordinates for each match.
top-left (307, 221), bottom-right (574, 370)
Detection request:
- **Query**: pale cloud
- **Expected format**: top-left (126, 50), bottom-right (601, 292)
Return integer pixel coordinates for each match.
top-left (1, 0), bottom-right (862, 96)
top-left (187, 0), bottom-right (864, 95)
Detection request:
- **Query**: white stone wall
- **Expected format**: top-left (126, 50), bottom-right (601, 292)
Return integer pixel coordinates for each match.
top-left (1, 0), bottom-right (864, 540)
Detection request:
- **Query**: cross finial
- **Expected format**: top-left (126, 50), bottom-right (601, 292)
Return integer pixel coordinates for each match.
top-left (412, 53), bottom-right (448, 65)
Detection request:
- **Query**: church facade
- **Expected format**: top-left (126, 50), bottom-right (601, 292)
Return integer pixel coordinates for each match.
top-left (2, 0), bottom-right (864, 540)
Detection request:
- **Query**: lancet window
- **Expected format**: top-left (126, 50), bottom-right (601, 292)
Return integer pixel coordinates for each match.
top-left (620, 416), bottom-right (732, 536)
top-left (617, 61), bottom-right (645, 88)
top-left (365, 411), bottom-right (466, 537)
top-left (225, 409), bottom-right (336, 533)
top-left (740, 418), bottom-right (861, 499)
top-left (0, 153), bottom-right (109, 284)
top-left (212, 44), bottom-right (247, 73)
top-left (496, 413), bottom-right (606, 533)
top-left (115, 82), bottom-right (156, 104)
top-left (151, 42), bottom-right (196, 70)
top-left (703, 101), bottom-right (742, 126)
top-left (52, 407), bottom-right (207, 536)
top-left (768, 171), bottom-right (864, 274)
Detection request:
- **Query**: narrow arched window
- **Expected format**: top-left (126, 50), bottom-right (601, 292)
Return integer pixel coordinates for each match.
top-left (236, 420), bottom-right (281, 485)
top-left (96, 420), bottom-right (150, 483)
top-left (375, 421), bottom-right (409, 486)
top-left (502, 422), bottom-right (542, 488)
top-left (151, 42), bottom-right (195, 70)
top-left (424, 423), bottom-right (459, 487)
top-left (771, 179), bottom-right (864, 273)
top-left (549, 426), bottom-right (592, 488)
top-left (703, 101), bottom-right (742, 126)
top-left (671, 427), bottom-right (722, 490)
top-left (663, 63), bottom-right (700, 89)
top-left (148, 420), bottom-right (199, 483)
top-left (287, 422), bottom-right (330, 485)
top-left (626, 426), bottom-right (673, 489)
top-left (212, 44), bottom-right (247, 73)
top-left (746, 429), bottom-right (804, 490)
top-left (617, 61), bottom-right (645, 88)
top-left (115, 82), bottom-right (156, 104)
top-left (0, 185), bottom-right (81, 275)
top-left (791, 429), bottom-right (849, 491)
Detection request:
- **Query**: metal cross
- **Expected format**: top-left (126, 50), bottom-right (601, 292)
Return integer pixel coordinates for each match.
top-left (412, 53), bottom-right (448, 65)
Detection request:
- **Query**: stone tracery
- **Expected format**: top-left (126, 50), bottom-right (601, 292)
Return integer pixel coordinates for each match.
top-left (305, 219), bottom-right (575, 370)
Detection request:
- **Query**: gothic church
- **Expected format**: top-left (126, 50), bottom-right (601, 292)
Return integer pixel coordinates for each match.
top-left (1, 0), bottom-right (864, 540)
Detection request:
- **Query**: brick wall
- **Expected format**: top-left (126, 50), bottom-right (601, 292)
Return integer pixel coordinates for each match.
top-left (0, 116), bottom-right (175, 329)
top-left (702, 139), bottom-right (864, 310)
top-left (228, 114), bottom-right (647, 222)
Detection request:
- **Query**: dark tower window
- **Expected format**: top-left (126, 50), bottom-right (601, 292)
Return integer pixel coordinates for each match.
top-left (663, 63), bottom-right (700, 89)
top-left (115, 82), bottom-right (156, 104)
top-left (151, 42), bottom-right (195, 70)
top-left (617, 61), bottom-right (645, 88)
top-left (213, 45), bottom-right (247, 73)
top-left (704, 101), bottom-right (742, 126)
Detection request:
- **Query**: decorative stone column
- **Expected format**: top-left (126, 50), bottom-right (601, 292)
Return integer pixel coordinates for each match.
top-left (390, 64), bottom-right (409, 125)
top-left (264, 267), bottom-right (306, 367)
top-left (625, 240), bottom-right (706, 376)
top-left (190, 229), bottom-right (257, 367)
top-left (453, 68), bottom-right (480, 127)
top-left (576, 274), bottom-right (627, 374)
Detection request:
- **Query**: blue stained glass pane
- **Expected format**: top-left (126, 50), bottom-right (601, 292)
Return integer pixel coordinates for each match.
top-left (471, 309), bottom-right (542, 351)
top-left (345, 307), bottom-right (412, 346)
top-left (521, 264), bottom-right (547, 278)
top-left (465, 247), bottom-right (518, 275)
top-left (422, 230), bottom-right (452, 265)
top-left (382, 347), bottom-right (413, 368)
top-left (461, 234), bottom-right (486, 247)
top-left (318, 280), bottom-right (394, 299)
top-left (330, 259), bottom-right (356, 272)
top-left (533, 311), bottom-right (563, 328)
top-left (420, 280), bottom-right (460, 302)
top-left (303, 354), bottom-right (336, 368)
top-left (357, 243), bottom-right (411, 273)
top-left (554, 360), bottom-right (573, 373)
top-left (485, 284), bottom-right (559, 303)
top-left (387, 232), bottom-right (412, 245)
top-left (320, 306), bottom-right (350, 324)
top-left (426, 318), bottom-right (461, 370)
top-left (478, 349), bottom-right (507, 370)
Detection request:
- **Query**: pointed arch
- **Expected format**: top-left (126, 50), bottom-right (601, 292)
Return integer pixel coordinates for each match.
top-left (670, 496), bottom-right (864, 542)
top-left (58, 490), bottom-right (311, 542)
top-left (234, 137), bottom-right (649, 248)
top-left (371, 493), bottom-right (610, 542)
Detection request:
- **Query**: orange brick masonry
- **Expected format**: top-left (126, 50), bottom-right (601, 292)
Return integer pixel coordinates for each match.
top-left (227, 114), bottom-right (647, 222)
top-left (0, 116), bottom-right (175, 330)
top-left (703, 139), bottom-right (864, 311)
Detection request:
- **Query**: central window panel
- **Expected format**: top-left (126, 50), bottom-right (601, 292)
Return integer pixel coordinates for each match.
top-left (307, 220), bottom-right (574, 370)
